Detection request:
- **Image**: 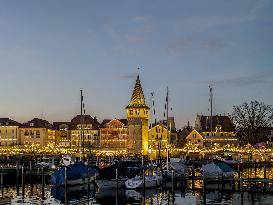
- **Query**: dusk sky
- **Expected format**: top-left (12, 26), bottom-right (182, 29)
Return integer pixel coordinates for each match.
top-left (0, 0), bottom-right (273, 128)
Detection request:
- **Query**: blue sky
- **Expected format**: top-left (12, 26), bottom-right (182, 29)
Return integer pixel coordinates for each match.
top-left (0, 0), bottom-right (273, 128)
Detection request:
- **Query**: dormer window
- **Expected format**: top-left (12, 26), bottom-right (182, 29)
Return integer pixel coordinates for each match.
top-left (30, 123), bottom-right (34, 127)
top-left (215, 125), bottom-right (222, 132)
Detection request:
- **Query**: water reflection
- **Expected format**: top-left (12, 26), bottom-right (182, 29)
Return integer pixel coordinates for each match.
top-left (2, 184), bottom-right (273, 205)
top-left (51, 184), bottom-right (95, 204)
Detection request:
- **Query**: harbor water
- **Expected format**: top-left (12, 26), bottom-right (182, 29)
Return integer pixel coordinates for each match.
top-left (1, 183), bottom-right (273, 205)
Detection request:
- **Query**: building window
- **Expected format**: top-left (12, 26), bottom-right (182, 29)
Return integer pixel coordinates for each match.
top-left (129, 110), bottom-right (133, 115)
top-left (30, 130), bottom-right (34, 138)
top-left (30, 123), bottom-right (34, 127)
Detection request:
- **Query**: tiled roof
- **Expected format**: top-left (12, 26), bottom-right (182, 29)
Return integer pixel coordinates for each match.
top-left (70, 115), bottom-right (100, 130)
top-left (199, 115), bottom-right (235, 132)
top-left (100, 119), bottom-right (111, 128)
top-left (21, 118), bottom-right (54, 129)
top-left (100, 118), bottom-right (128, 128)
top-left (126, 75), bottom-right (149, 109)
top-left (52, 122), bottom-right (71, 130)
top-left (150, 122), bottom-right (168, 129)
top-left (0, 118), bottom-right (21, 126)
top-left (177, 127), bottom-right (193, 140)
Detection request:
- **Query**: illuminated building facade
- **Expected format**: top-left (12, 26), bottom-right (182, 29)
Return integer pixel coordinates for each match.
top-left (148, 123), bottom-right (169, 158)
top-left (100, 118), bottom-right (128, 148)
top-left (186, 129), bottom-right (204, 148)
top-left (0, 118), bottom-right (21, 146)
top-left (126, 75), bottom-right (150, 155)
top-left (70, 115), bottom-right (100, 148)
top-left (20, 118), bottom-right (59, 146)
top-left (195, 114), bottom-right (237, 147)
top-left (161, 117), bottom-right (178, 145)
top-left (53, 122), bottom-right (71, 146)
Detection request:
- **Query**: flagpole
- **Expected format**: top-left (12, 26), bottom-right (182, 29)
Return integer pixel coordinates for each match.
top-left (166, 86), bottom-right (169, 171)
top-left (80, 89), bottom-right (83, 162)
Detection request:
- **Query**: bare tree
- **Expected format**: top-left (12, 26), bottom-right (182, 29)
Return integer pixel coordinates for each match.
top-left (232, 101), bottom-right (273, 145)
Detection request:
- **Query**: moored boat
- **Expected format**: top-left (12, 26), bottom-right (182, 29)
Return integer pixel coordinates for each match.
top-left (202, 162), bottom-right (235, 178)
top-left (51, 162), bottom-right (97, 186)
top-left (125, 174), bottom-right (162, 189)
top-left (96, 160), bottom-right (142, 190)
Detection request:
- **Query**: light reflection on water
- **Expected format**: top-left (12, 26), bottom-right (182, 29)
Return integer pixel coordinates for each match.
top-left (1, 184), bottom-right (273, 205)
top-left (1, 168), bottom-right (273, 204)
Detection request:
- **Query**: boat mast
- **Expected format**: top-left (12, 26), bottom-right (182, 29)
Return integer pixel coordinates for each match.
top-left (209, 85), bottom-right (213, 146)
top-left (80, 89), bottom-right (83, 161)
top-left (166, 86), bottom-right (169, 171)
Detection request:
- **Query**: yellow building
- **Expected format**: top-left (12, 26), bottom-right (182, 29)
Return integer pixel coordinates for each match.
top-left (53, 122), bottom-right (71, 146)
top-left (202, 125), bottom-right (237, 147)
top-left (0, 118), bottom-right (21, 146)
top-left (20, 118), bottom-right (59, 146)
top-left (70, 115), bottom-right (100, 148)
top-left (148, 123), bottom-right (169, 158)
top-left (186, 129), bottom-right (204, 148)
top-left (100, 118), bottom-right (128, 149)
top-left (195, 114), bottom-right (238, 147)
top-left (126, 75), bottom-right (150, 155)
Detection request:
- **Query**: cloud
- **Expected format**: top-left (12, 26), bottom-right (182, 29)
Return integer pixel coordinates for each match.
top-left (208, 73), bottom-right (273, 86)
top-left (132, 16), bottom-right (146, 22)
top-left (168, 0), bottom-right (271, 35)
top-left (166, 36), bottom-right (225, 54)
top-left (117, 73), bottom-right (138, 80)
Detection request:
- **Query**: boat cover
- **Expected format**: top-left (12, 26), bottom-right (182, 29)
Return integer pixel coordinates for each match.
top-left (216, 162), bottom-right (234, 172)
top-left (51, 163), bottom-right (97, 186)
top-left (163, 162), bottom-right (187, 175)
top-left (97, 161), bottom-right (142, 180)
top-left (202, 163), bottom-right (222, 175)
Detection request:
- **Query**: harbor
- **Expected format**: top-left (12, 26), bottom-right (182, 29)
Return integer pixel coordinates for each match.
top-left (1, 1), bottom-right (273, 204)
top-left (1, 155), bottom-right (273, 204)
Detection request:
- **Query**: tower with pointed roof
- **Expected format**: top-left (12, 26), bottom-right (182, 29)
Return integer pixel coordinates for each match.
top-left (126, 75), bottom-right (150, 155)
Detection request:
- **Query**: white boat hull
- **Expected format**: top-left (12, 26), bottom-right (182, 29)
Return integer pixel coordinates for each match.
top-left (125, 175), bottom-right (162, 189)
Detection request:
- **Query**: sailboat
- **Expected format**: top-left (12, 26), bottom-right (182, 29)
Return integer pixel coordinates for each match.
top-left (51, 90), bottom-right (97, 187)
top-left (50, 162), bottom-right (97, 186)
top-left (96, 160), bottom-right (142, 189)
top-left (125, 174), bottom-right (162, 189)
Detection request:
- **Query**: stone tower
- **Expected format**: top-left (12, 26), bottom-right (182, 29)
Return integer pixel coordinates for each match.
top-left (126, 75), bottom-right (150, 155)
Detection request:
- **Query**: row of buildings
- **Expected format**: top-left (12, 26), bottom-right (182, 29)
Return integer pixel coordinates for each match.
top-left (0, 75), bottom-right (239, 155)
top-left (0, 114), bottom-right (237, 147)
